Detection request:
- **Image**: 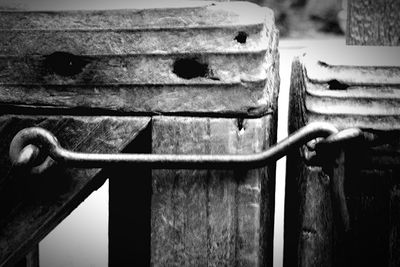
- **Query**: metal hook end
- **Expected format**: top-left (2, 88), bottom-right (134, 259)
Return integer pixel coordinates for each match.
top-left (9, 127), bottom-right (60, 174)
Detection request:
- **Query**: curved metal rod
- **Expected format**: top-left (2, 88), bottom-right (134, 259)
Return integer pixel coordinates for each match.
top-left (10, 122), bottom-right (339, 170)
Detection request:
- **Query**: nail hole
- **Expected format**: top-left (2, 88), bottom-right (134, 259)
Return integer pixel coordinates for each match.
top-left (328, 79), bottom-right (350, 90)
top-left (45, 51), bottom-right (89, 77)
top-left (173, 58), bottom-right (209, 79)
top-left (234, 31), bottom-right (248, 44)
top-left (236, 118), bottom-right (245, 131)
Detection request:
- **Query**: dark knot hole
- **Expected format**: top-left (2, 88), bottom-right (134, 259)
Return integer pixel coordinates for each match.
top-left (44, 51), bottom-right (89, 77)
top-left (173, 58), bottom-right (209, 79)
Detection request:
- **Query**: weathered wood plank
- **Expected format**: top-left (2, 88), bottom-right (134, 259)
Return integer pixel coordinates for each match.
top-left (347, 0), bottom-right (400, 46)
top-left (151, 115), bottom-right (276, 266)
top-left (0, 115), bottom-right (151, 267)
top-left (0, 1), bottom-right (279, 117)
top-left (284, 58), bottom-right (335, 266)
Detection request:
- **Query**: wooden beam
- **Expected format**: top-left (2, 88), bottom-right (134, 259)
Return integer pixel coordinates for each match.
top-left (0, 1), bottom-right (278, 117)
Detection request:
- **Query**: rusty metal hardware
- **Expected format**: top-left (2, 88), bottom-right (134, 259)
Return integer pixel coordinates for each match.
top-left (8, 121), bottom-right (373, 231)
top-left (9, 122), bottom-right (367, 173)
top-left (303, 128), bottom-right (379, 165)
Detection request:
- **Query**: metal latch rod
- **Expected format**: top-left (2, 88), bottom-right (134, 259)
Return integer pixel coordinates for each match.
top-left (9, 122), bottom-right (358, 172)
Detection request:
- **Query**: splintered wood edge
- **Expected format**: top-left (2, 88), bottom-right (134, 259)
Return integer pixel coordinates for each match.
top-left (0, 1), bottom-right (267, 26)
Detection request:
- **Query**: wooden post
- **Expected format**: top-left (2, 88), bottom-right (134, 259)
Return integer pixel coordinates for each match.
top-left (0, 1), bottom-right (279, 266)
top-left (347, 0), bottom-right (400, 46)
top-left (285, 47), bottom-right (400, 266)
top-left (151, 116), bottom-right (277, 266)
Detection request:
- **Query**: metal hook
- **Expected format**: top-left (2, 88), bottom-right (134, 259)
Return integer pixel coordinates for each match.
top-left (9, 122), bottom-right (340, 172)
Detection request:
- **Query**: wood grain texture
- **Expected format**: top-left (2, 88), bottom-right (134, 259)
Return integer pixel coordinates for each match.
top-left (151, 116), bottom-right (276, 267)
top-left (284, 59), bottom-right (335, 266)
top-left (0, 1), bottom-right (270, 28)
top-left (0, 54), bottom-right (268, 85)
top-left (0, 83), bottom-right (271, 117)
top-left (347, 0), bottom-right (400, 46)
top-left (297, 166), bottom-right (334, 267)
top-left (0, 1), bottom-right (279, 116)
top-left (285, 52), bottom-right (400, 267)
top-left (0, 115), bottom-right (150, 267)
top-left (297, 53), bottom-right (400, 130)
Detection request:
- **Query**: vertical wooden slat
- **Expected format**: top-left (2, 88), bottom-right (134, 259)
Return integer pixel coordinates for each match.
top-left (151, 116), bottom-right (275, 266)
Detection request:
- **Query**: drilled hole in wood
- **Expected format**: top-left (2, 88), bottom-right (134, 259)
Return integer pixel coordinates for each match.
top-left (328, 79), bottom-right (350, 90)
top-left (234, 31), bottom-right (248, 44)
top-left (45, 51), bottom-right (89, 77)
top-left (173, 58), bottom-right (209, 79)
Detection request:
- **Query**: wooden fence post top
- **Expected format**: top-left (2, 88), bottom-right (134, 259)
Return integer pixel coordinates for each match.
top-left (0, 1), bottom-right (278, 117)
top-left (291, 47), bottom-right (400, 131)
